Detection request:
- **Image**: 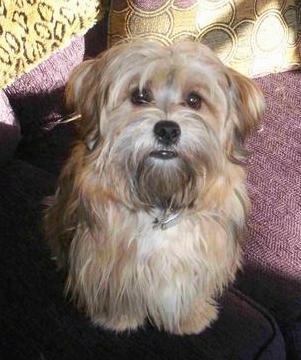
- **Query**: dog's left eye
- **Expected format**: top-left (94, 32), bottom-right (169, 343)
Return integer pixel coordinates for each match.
top-left (185, 92), bottom-right (202, 110)
top-left (131, 88), bottom-right (153, 105)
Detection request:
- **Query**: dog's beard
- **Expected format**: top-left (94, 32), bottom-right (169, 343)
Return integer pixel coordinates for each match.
top-left (133, 155), bottom-right (198, 211)
top-left (99, 110), bottom-right (221, 212)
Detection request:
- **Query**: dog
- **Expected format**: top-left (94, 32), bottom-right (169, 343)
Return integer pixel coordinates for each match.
top-left (44, 39), bottom-right (264, 335)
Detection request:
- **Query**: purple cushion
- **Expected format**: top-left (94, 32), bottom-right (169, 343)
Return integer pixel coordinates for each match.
top-left (237, 70), bottom-right (301, 355)
top-left (4, 36), bottom-right (85, 136)
top-left (1, 36), bottom-right (85, 174)
top-left (0, 90), bottom-right (21, 165)
top-left (245, 70), bottom-right (301, 282)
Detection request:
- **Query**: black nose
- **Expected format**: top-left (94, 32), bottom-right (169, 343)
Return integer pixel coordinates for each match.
top-left (154, 120), bottom-right (181, 146)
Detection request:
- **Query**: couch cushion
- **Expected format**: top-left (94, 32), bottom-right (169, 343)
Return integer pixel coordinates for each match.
top-left (236, 69), bottom-right (301, 355)
top-left (4, 36), bottom-right (85, 137)
top-left (0, 90), bottom-right (21, 166)
top-left (0, 160), bottom-right (285, 360)
top-left (4, 20), bottom-right (109, 175)
top-left (2, 36), bottom-right (85, 174)
top-left (108, 0), bottom-right (301, 77)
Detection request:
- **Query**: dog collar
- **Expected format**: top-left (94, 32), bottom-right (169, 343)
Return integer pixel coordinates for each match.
top-left (152, 211), bottom-right (181, 230)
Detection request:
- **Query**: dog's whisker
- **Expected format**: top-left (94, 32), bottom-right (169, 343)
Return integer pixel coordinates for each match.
top-left (43, 113), bottom-right (82, 130)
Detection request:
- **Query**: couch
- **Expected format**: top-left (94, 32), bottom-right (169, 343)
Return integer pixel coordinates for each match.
top-left (0, 6), bottom-right (300, 360)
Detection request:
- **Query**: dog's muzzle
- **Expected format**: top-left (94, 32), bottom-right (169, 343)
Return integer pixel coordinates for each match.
top-left (150, 120), bottom-right (180, 160)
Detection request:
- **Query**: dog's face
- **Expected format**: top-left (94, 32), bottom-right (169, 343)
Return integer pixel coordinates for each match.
top-left (66, 40), bottom-right (264, 211)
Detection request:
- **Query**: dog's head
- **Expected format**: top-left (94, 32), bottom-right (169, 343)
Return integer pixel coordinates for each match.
top-left (66, 40), bottom-right (264, 211)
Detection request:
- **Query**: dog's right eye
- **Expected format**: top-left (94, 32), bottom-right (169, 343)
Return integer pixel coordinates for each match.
top-left (131, 88), bottom-right (153, 105)
top-left (185, 92), bottom-right (202, 110)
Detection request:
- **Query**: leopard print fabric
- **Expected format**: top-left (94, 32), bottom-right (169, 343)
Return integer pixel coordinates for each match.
top-left (0, 0), bottom-right (102, 89)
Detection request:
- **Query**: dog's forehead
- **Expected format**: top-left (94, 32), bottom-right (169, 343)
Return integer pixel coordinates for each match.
top-left (147, 42), bottom-right (220, 72)
top-left (119, 42), bottom-right (225, 89)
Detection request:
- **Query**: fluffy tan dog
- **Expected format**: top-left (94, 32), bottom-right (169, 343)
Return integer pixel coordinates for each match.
top-left (44, 40), bottom-right (264, 335)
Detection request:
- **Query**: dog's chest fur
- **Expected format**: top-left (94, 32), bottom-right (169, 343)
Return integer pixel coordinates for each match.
top-left (75, 206), bottom-right (238, 325)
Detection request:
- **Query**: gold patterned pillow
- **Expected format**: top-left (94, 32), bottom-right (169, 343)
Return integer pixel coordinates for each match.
top-left (0, 0), bottom-right (103, 89)
top-left (108, 0), bottom-right (301, 77)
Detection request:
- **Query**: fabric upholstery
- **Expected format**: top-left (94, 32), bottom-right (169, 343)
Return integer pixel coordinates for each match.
top-left (237, 69), bottom-right (301, 357)
top-left (2, 18), bottom-right (108, 176)
top-left (0, 90), bottom-right (21, 165)
top-left (108, 0), bottom-right (301, 76)
top-left (0, 0), bottom-right (102, 89)
top-left (4, 36), bottom-right (85, 135)
top-left (245, 70), bottom-right (301, 284)
top-left (2, 36), bottom-right (84, 174)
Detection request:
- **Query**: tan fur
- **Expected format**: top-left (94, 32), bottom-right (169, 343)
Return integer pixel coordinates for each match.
top-left (44, 40), bottom-right (264, 334)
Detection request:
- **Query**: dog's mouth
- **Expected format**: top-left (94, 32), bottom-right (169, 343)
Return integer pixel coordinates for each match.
top-left (149, 150), bottom-right (178, 160)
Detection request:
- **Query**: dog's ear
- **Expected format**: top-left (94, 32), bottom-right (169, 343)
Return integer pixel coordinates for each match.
top-left (225, 68), bottom-right (265, 163)
top-left (65, 57), bottom-right (105, 150)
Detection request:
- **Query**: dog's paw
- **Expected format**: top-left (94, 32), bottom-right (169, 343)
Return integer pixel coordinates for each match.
top-left (94, 314), bottom-right (145, 333)
top-left (176, 302), bottom-right (218, 335)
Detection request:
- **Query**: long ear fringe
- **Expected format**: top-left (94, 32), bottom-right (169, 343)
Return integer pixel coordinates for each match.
top-left (65, 60), bottom-right (95, 112)
top-left (227, 68), bottom-right (265, 139)
top-left (226, 68), bottom-right (265, 163)
top-left (65, 59), bottom-right (103, 150)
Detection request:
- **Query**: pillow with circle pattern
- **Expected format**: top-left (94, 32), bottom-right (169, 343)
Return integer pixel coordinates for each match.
top-left (108, 0), bottom-right (301, 77)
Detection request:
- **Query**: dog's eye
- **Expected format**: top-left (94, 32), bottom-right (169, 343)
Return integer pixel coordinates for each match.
top-left (131, 88), bottom-right (153, 105)
top-left (186, 92), bottom-right (202, 110)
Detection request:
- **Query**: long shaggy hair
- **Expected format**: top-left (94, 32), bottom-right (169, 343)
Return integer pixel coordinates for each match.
top-left (44, 40), bottom-right (264, 334)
